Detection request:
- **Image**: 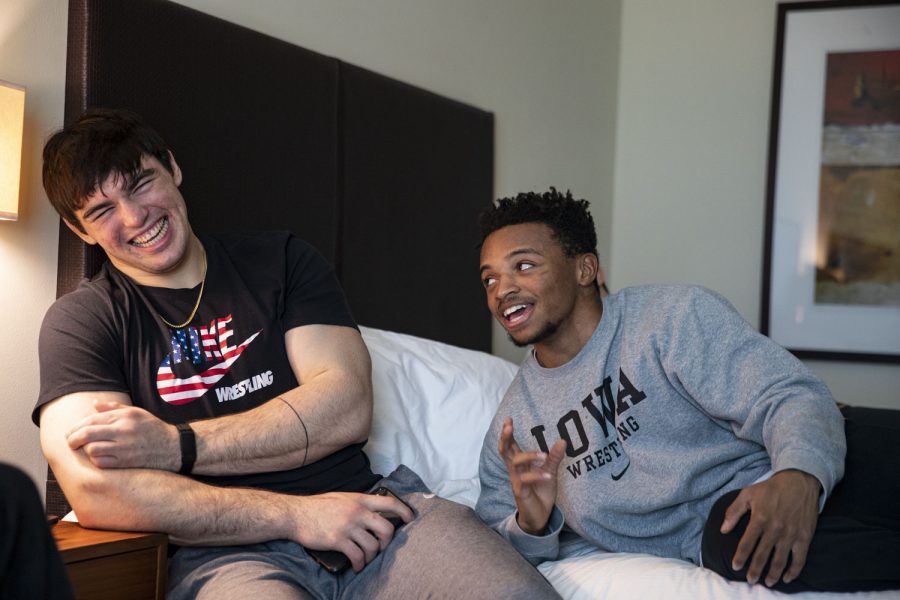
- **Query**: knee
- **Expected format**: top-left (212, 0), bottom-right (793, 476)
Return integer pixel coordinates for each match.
top-left (701, 489), bottom-right (745, 580)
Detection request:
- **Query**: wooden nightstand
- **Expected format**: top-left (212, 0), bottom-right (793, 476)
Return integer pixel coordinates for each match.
top-left (52, 521), bottom-right (167, 600)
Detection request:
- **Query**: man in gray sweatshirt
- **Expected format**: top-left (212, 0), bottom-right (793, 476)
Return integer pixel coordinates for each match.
top-left (475, 188), bottom-right (900, 593)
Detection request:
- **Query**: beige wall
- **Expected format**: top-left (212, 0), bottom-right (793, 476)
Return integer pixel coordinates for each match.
top-left (611, 0), bottom-right (900, 409)
top-left (0, 0), bottom-right (68, 490)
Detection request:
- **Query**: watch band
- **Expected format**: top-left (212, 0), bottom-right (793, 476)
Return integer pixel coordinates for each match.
top-left (176, 422), bottom-right (197, 475)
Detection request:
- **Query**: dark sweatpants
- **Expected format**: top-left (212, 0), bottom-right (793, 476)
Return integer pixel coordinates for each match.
top-left (0, 463), bottom-right (74, 600)
top-left (702, 406), bottom-right (900, 593)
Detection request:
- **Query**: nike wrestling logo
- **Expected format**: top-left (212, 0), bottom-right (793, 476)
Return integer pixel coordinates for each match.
top-left (156, 327), bottom-right (261, 405)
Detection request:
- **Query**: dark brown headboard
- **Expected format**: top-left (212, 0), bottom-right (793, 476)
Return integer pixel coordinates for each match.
top-left (60, 0), bottom-right (493, 349)
top-left (48, 0), bottom-right (493, 517)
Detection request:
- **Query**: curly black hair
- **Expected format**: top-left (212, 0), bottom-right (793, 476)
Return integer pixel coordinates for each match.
top-left (479, 187), bottom-right (597, 258)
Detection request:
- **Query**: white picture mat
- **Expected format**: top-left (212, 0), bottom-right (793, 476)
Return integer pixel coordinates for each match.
top-left (769, 4), bottom-right (900, 355)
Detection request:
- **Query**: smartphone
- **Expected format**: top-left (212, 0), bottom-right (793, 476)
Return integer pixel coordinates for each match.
top-left (308, 486), bottom-right (414, 574)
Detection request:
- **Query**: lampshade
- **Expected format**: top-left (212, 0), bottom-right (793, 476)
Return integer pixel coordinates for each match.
top-left (0, 80), bottom-right (26, 221)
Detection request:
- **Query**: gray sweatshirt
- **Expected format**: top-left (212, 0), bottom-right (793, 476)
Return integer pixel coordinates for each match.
top-left (476, 285), bottom-right (845, 565)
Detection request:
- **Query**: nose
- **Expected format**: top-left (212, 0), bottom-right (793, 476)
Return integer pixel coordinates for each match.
top-left (119, 198), bottom-right (149, 228)
top-left (495, 273), bottom-right (520, 300)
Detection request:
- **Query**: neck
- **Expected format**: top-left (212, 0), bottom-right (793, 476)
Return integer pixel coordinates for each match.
top-left (533, 294), bottom-right (603, 369)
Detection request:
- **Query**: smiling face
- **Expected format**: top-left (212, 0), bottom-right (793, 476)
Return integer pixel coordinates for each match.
top-left (480, 222), bottom-right (593, 352)
top-left (66, 154), bottom-right (197, 286)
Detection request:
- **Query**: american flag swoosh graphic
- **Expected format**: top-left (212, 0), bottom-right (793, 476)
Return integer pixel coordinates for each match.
top-left (156, 330), bottom-right (261, 405)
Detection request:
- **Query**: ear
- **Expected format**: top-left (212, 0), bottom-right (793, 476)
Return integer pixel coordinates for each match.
top-left (168, 151), bottom-right (183, 187)
top-left (575, 253), bottom-right (600, 288)
top-left (63, 219), bottom-right (98, 245)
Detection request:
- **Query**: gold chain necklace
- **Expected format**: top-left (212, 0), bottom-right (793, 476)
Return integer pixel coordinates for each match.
top-left (159, 248), bottom-right (207, 329)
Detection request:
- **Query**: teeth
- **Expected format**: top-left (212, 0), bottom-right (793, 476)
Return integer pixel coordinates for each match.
top-left (503, 304), bottom-right (527, 318)
top-left (131, 217), bottom-right (168, 247)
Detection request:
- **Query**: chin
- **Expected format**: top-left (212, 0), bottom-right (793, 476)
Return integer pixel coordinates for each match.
top-left (508, 333), bottom-right (530, 348)
top-left (507, 321), bottom-right (560, 348)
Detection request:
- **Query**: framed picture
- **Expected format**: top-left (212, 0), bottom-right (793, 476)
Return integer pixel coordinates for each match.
top-left (761, 0), bottom-right (900, 363)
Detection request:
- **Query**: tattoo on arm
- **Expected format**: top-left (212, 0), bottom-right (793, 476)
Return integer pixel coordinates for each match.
top-left (277, 396), bottom-right (309, 467)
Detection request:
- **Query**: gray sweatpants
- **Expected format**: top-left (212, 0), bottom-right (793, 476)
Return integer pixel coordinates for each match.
top-left (167, 466), bottom-right (560, 599)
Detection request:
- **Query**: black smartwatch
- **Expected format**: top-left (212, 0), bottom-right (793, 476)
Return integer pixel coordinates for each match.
top-left (176, 422), bottom-right (196, 475)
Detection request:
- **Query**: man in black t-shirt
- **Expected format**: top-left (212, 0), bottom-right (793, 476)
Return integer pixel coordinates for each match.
top-left (36, 109), bottom-right (560, 599)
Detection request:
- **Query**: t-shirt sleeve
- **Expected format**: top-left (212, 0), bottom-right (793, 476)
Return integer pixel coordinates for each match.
top-left (281, 234), bottom-right (358, 332)
top-left (33, 287), bottom-right (129, 425)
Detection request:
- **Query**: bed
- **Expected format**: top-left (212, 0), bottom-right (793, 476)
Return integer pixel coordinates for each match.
top-left (362, 327), bottom-right (897, 600)
top-left (50, 1), bottom-right (898, 598)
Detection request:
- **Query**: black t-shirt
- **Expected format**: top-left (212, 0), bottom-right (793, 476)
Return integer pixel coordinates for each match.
top-left (36, 231), bottom-right (379, 495)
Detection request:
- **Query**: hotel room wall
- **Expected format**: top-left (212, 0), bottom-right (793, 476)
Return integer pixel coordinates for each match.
top-left (0, 0), bottom-right (69, 495)
top-left (610, 0), bottom-right (900, 409)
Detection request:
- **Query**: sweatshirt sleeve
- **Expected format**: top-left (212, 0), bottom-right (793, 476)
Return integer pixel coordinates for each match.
top-left (658, 287), bottom-right (845, 505)
top-left (475, 413), bottom-right (563, 564)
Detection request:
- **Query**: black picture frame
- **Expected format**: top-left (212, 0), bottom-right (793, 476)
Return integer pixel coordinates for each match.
top-left (761, 0), bottom-right (900, 363)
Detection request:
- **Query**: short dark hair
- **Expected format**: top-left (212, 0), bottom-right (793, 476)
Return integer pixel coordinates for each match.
top-left (42, 108), bottom-right (174, 232)
top-left (479, 187), bottom-right (598, 258)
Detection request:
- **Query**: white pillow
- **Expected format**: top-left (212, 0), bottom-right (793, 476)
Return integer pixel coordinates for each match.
top-left (360, 326), bottom-right (517, 506)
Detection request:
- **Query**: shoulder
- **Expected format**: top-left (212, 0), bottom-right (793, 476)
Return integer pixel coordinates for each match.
top-left (608, 285), bottom-right (751, 352)
top-left (205, 230), bottom-right (293, 255)
top-left (616, 283), bottom-right (723, 303)
top-left (205, 231), bottom-right (329, 272)
top-left (614, 284), bottom-right (737, 318)
top-left (42, 268), bottom-right (121, 333)
top-left (206, 231), bottom-right (318, 252)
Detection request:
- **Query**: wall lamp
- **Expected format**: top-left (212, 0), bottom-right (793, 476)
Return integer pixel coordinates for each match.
top-left (0, 80), bottom-right (26, 221)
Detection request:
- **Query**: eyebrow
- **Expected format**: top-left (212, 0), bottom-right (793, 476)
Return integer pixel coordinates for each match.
top-left (127, 168), bottom-right (157, 193)
top-left (81, 200), bottom-right (113, 221)
top-left (80, 167), bottom-right (158, 220)
top-left (479, 247), bottom-right (543, 274)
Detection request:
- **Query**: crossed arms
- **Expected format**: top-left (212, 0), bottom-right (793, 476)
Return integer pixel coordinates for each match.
top-left (40, 324), bottom-right (413, 572)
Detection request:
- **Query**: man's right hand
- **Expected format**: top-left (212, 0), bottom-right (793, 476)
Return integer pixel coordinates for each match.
top-left (293, 491), bottom-right (415, 572)
top-left (498, 417), bottom-right (566, 535)
top-left (65, 399), bottom-right (180, 470)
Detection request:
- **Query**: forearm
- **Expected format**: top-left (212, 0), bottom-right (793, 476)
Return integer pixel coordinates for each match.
top-left (477, 467), bottom-right (561, 564)
top-left (61, 461), bottom-right (296, 545)
top-left (189, 371), bottom-right (371, 476)
top-left (182, 324), bottom-right (373, 476)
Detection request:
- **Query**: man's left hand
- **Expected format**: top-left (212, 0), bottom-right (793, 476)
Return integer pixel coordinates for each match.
top-left (720, 469), bottom-right (821, 587)
top-left (66, 400), bottom-right (180, 470)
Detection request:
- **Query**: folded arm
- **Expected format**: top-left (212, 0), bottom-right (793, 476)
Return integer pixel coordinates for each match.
top-left (41, 390), bottom-right (408, 572)
top-left (64, 324), bottom-right (372, 475)
top-left (190, 324), bottom-right (372, 474)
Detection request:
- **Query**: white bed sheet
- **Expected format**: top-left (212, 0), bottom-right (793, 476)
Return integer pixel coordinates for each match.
top-left (360, 326), bottom-right (900, 600)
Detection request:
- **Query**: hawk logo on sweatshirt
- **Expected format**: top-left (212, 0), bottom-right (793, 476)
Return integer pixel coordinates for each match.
top-left (156, 314), bottom-right (262, 405)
